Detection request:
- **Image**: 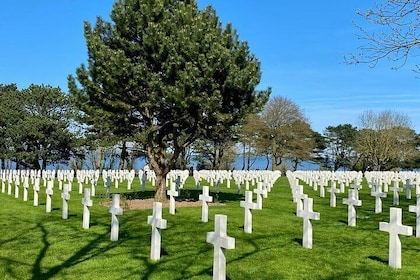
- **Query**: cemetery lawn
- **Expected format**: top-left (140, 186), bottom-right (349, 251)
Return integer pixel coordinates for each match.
top-left (1, 176), bottom-right (420, 279)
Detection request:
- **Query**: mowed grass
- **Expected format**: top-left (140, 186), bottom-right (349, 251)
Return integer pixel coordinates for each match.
top-left (1, 175), bottom-right (420, 279)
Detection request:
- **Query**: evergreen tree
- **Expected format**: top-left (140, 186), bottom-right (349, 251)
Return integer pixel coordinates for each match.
top-left (69, 0), bottom-right (269, 200)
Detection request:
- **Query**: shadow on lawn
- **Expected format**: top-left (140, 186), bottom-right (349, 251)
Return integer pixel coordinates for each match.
top-left (112, 190), bottom-right (243, 203)
top-left (30, 221), bottom-right (119, 280)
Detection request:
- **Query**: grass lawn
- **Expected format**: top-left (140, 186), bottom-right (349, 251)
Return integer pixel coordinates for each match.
top-left (1, 174), bottom-right (420, 279)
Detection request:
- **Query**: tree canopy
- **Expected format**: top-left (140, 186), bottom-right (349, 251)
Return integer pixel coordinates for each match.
top-left (0, 84), bottom-right (78, 169)
top-left (69, 0), bottom-right (270, 200)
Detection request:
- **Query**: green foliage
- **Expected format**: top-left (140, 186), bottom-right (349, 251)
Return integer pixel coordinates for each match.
top-left (323, 124), bottom-right (358, 171)
top-left (2, 176), bottom-right (420, 279)
top-left (0, 84), bottom-right (78, 169)
top-left (69, 0), bottom-right (270, 199)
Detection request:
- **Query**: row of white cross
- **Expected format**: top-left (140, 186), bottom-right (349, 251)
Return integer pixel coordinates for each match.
top-left (1, 169), bottom-right (281, 280)
top-left (288, 170), bottom-right (420, 269)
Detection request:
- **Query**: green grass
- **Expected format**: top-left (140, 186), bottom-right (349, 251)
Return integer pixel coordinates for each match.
top-left (1, 175), bottom-right (420, 279)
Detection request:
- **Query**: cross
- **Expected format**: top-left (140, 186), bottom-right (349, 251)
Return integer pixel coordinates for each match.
top-left (350, 182), bottom-right (362, 200)
top-left (379, 207), bottom-right (412, 269)
top-left (327, 181), bottom-right (340, 208)
top-left (404, 179), bottom-right (413, 200)
top-left (319, 177), bottom-right (326, 198)
top-left (206, 214), bottom-right (235, 280)
top-left (141, 171), bottom-right (147, 192)
top-left (240, 190), bottom-right (259, 233)
top-left (409, 195), bottom-right (420, 238)
top-left (371, 184), bottom-right (387, 214)
top-left (294, 184), bottom-right (307, 213)
top-left (109, 194), bottom-right (123, 241)
top-left (390, 180), bottom-right (403, 205)
top-left (23, 176), bottom-right (29, 202)
top-left (105, 176), bottom-right (112, 198)
top-left (253, 182), bottom-right (267, 210)
top-left (147, 202), bottom-right (167, 260)
top-left (45, 180), bottom-right (54, 213)
top-left (297, 197), bottom-right (320, 249)
top-left (82, 188), bottom-right (93, 229)
top-left (199, 186), bottom-right (213, 222)
top-left (167, 182), bottom-right (178, 215)
top-left (14, 178), bottom-right (20, 199)
top-left (33, 178), bottom-right (40, 206)
top-left (61, 184), bottom-right (71, 219)
top-left (343, 189), bottom-right (362, 226)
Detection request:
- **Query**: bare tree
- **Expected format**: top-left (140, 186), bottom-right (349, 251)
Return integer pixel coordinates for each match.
top-left (346, 0), bottom-right (420, 71)
top-left (355, 110), bottom-right (417, 170)
top-left (258, 96), bottom-right (314, 170)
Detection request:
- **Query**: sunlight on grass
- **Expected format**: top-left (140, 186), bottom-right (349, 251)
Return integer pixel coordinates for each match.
top-left (1, 174), bottom-right (420, 279)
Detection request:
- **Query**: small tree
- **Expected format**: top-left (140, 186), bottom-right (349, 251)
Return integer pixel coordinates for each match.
top-left (323, 124), bottom-right (358, 171)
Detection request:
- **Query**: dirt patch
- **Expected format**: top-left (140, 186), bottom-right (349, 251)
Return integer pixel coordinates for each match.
top-left (103, 198), bottom-right (225, 210)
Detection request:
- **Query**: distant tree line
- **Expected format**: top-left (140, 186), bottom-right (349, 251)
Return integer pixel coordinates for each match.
top-left (1, 82), bottom-right (419, 173)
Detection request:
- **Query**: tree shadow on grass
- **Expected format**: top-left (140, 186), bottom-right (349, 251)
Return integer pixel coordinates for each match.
top-left (30, 221), bottom-right (119, 280)
top-left (115, 190), bottom-right (243, 203)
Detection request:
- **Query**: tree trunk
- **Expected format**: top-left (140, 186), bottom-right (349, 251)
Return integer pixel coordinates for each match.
top-left (154, 169), bottom-right (168, 201)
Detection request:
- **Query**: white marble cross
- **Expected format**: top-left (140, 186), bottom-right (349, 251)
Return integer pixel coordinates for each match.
top-left (61, 183), bottom-right (71, 219)
top-left (46, 181), bottom-right (54, 213)
top-left (343, 189), bottom-right (362, 226)
top-left (371, 184), bottom-right (387, 214)
top-left (109, 194), bottom-right (123, 241)
top-left (390, 180), bottom-right (403, 205)
top-left (14, 178), bottom-right (20, 199)
top-left (240, 190), bottom-right (258, 233)
top-left (206, 214), bottom-right (235, 280)
top-left (350, 182), bottom-right (362, 200)
top-left (199, 186), bottom-right (213, 222)
top-left (253, 182), bottom-right (267, 210)
top-left (167, 182), bottom-right (178, 215)
top-left (327, 181), bottom-right (340, 208)
top-left (23, 177), bottom-right (29, 202)
top-left (147, 202), bottom-right (167, 261)
top-left (141, 172), bottom-right (147, 192)
top-left (379, 207), bottom-right (412, 269)
top-left (409, 195), bottom-right (420, 238)
top-left (319, 178), bottom-right (326, 198)
top-left (105, 176), bottom-right (111, 198)
top-left (404, 179), bottom-right (413, 200)
top-left (7, 175), bottom-right (12, 195)
top-left (82, 188), bottom-right (93, 229)
top-left (297, 197), bottom-right (320, 249)
top-left (33, 178), bottom-right (40, 206)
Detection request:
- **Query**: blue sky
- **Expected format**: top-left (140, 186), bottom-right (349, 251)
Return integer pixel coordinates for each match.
top-left (1, 1), bottom-right (419, 133)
